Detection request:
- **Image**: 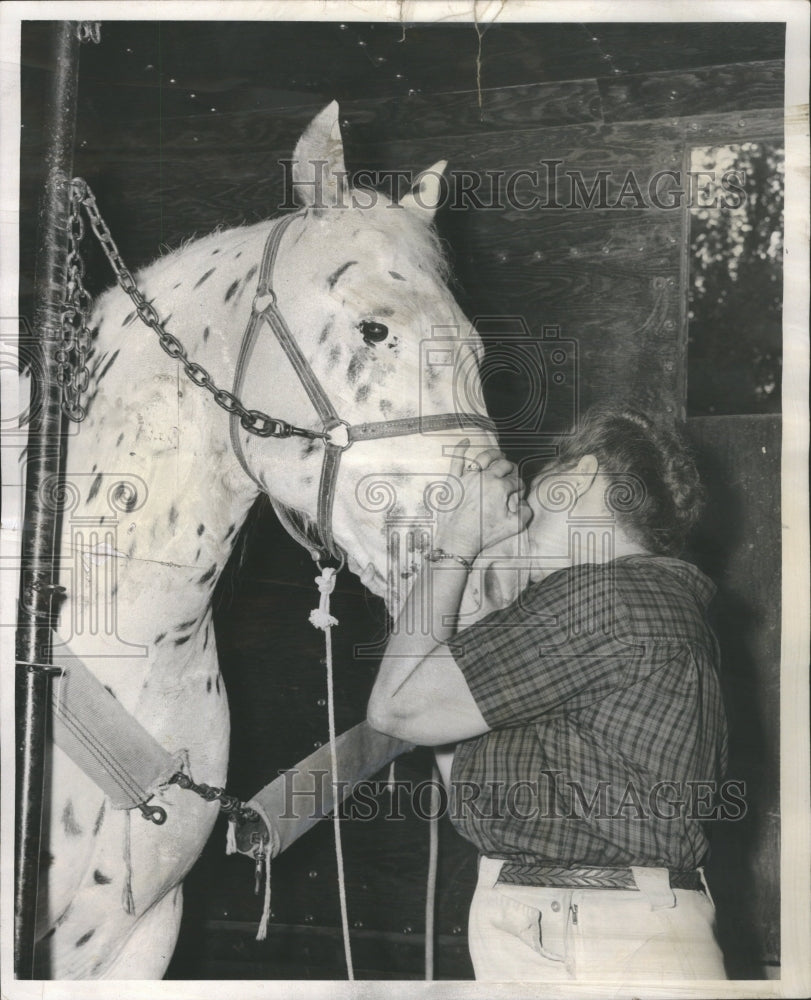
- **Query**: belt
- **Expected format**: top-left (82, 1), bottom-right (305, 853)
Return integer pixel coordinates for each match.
top-left (497, 863), bottom-right (704, 892)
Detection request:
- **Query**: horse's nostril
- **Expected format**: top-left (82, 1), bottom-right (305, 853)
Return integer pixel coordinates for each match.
top-left (359, 320), bottom-right (388, 344)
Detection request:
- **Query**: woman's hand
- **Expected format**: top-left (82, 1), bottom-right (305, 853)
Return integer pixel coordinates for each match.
top-left (434, 439), bottom-right (532, 559)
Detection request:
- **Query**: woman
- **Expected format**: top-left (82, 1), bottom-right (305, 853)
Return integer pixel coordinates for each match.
top-left (368, 407), bottom-right (728, 982)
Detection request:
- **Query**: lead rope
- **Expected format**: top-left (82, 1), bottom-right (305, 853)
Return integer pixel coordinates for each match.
top-left (309, 567), bottom-right (354, 980)
top-left (425, 767), bottom-right (441, 980)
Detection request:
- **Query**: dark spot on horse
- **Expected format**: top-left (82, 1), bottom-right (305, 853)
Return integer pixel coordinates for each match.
top-left (327, 260), bottom-right (358, 289)
top-left (224, 523), bottom-right (236, 539)
top-left (206, 678), bottom-right (212, 693)
top-left (203, 625), bottom-right (209, 649)
top-left (302, 475), bottom-right (313, 486)
top-left (197, 523), bottom-right (205, 535)
top-left (376, 307), bottom-right (395, 318)
top-left (40, 850), bottom-right (55, 868)
top-left (175, 634), bottom-right (191, 646)
top-left (177, 618), bottom-right (197, 630)
top-left (169, 505), bottom-right (178, 528)
top-left (55, 904), bottom-right (73, 928)
top-left (355, 383), bottom-right (370, 404)
top-left (122, 310), bottom-right (137, 326)
top-left (212, 247), bottom-right (220, 255)
top-left (173, 282), bottom-right (182, 289)
top-left (93, 870), bottom-right (112, 885)
top-left (198, 564), bottom-right (217, 584)
top-left (93, 801), bottom-right (106, 835)
top-left (319, 320), bottom-right (334, 344)
top-left (224, 280), bottom-right (239, 302)
top-left (87, 473), bottom-right (102, 504)
top-left (92, 464), bottom-right (97, 473)
top-left (154, 632), bottom-right (166, 644)
top-left (195, 548), bottom-right (201, 561)
top-left (98, 349), bottom-right (120, 381)
top-left (347, 351), bottom-right (366, 386)
top-left (116, 433), bottom-right (124, 447)
top-left (389, 271), bottom-right (406, 281)
top-left (203, 326), bottom-right (211, 342)
top-left (42, 926), bottom-right (57, 941)
top-left (76, 930), bottom-right (95, 947)
top-left (216, 675), bottom-right (221, 695)
top-left (379, 399), bottom-right (392, 415)
top-left (329, 345), bottom-right (341, 366)
top-left (235, 251), bottom-right (242, 258)
top-left (194, 268), bottom-right (216, 289)
top-left (245, 264), bottom-right (258, 283)
top-left (300, 438), bottom-right (318, 459)
top-left (61, 801), bottom-right (82, 837)
top-left (104, 685), bottom-right (117, 700)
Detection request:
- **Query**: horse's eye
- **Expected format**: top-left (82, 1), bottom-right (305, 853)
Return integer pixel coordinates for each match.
top-left (359, 320), bottom-right (388, 345)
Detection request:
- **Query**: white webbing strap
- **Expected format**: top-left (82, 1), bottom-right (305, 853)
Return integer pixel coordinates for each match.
top-left (50, 644), bottom-right (183, 811)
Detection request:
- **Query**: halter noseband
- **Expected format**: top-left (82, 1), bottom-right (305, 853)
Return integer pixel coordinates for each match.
top-left (230, 214), bottom-right (497, 566)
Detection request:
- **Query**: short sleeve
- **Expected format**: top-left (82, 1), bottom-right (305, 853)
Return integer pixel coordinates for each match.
top-left (447, 563), bottom-right (643, 727)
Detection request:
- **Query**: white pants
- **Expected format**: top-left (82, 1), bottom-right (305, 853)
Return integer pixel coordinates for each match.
top-left (468, 857), bottom-right (727, 982)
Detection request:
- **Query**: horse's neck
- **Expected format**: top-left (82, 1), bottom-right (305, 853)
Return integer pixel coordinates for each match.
top-left (57, 227), bottom-right (273, 652)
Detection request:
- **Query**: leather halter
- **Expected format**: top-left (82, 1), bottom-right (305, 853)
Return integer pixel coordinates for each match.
top-left (230, 213), bottom-right (497, 565)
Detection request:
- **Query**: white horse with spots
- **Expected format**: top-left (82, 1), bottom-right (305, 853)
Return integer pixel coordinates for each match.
top-left (36, 103), bottom-right (497, 978)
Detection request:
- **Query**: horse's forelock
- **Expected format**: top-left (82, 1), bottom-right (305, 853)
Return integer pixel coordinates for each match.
top-left (322, 196), bottom-right (452, 285)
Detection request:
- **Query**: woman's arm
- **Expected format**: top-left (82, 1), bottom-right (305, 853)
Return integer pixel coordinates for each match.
top-left (367, 443), bottom-right (530, 745)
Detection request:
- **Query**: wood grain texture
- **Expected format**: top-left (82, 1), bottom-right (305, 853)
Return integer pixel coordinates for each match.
top-left (687, 414), bottom-right (781, 973)
top-left (599, 60), bottom-right (785, 123)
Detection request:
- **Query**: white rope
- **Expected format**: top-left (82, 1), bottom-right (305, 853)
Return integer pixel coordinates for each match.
top-left (310, 567), bottom-right (354, 980)
top-left (122, 808), bottom-right (135, 915)
top-left (424, 764), bottom-right (440, 980)
top-left (256, 845), bottom-right (272, 941)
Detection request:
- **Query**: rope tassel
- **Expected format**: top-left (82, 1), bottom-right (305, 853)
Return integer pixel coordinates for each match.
top-left (309, 567), bottom-right (339, 630)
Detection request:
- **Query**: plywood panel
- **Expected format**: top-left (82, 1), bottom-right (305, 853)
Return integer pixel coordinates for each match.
top-left (687, 414), bottom-right (781, 974)
top-left (599, 60), bottom-right (785, 122)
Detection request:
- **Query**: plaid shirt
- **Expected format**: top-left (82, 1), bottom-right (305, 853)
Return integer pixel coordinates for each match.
top-left (447, 555), bottom-right (728, 870)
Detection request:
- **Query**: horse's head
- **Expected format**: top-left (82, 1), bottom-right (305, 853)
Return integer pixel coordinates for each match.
top-left (239, 103), bottom-right (496, 607)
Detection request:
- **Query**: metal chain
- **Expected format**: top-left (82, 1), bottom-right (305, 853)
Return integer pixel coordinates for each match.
top-left (168, 771), bottom-right (261, 826)
top-left (57, 182), bottom-right (93, 421)
top-left (67, 177), bottom-right (325, 440)
top-left (76, 22), bottom-right (101, 44)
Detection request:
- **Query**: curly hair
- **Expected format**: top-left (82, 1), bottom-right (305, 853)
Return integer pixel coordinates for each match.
top-left (550, 407), bottom-right (705, 556)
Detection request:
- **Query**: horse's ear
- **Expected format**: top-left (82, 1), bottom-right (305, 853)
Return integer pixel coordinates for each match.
top-left (400, 161), bottom-right (448, 221)
top-left (292, 101), bottom-right (348, 208)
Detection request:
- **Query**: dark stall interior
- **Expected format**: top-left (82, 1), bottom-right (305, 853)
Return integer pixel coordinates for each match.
top-left (19, 18), bottom-right (784, 980)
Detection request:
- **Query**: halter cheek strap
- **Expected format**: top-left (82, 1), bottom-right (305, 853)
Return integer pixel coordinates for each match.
top-left (230, 214), bottom-right (497, 565)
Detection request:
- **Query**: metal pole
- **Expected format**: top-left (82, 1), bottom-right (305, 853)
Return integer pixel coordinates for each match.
top-left (15, 20), bottom-right (85, 978)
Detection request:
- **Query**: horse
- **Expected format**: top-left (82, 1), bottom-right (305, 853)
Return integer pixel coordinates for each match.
top-left (34, 102), bottom-right (498, 978)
